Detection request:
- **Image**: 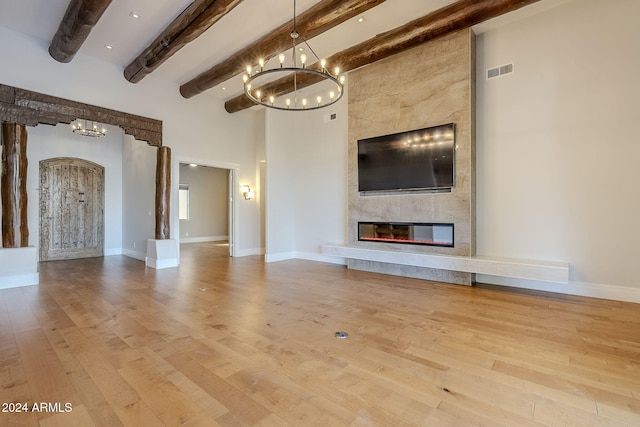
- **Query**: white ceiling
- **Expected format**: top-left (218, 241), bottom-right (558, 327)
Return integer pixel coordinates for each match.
top-left (0, 0), bottom-right (570, 101)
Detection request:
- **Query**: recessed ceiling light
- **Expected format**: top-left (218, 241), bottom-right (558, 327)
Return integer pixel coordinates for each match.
top-left (129, 11), bottom-right (141, 19)
top-left (358, 17), bottom-right (365, 23)
top-left (298, 47), bottom-right (304, 52)
top-left (104, 44), bottom-right (113, 50)
top-left (221, 87), bottom-right (226, 91)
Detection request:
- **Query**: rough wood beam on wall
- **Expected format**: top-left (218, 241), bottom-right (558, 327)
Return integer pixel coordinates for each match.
top-left (124, 0), bottom-right (245, 83)
top-left (155, 147), bottom-right (172, 240)
top-left (0, 84), bottom-right (162, 146)
top-left (224, 0), bottom-right (540, 113)
top-left (1, 123), bottom-right (29, 248)
top-left (49, 0), bottom-right (114, 63)
top-left (179, 0), bottom-right (387, 99)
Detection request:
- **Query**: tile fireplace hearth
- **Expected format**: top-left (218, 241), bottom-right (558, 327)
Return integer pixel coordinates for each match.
top-left (358, 222), bottom-right (454, 247)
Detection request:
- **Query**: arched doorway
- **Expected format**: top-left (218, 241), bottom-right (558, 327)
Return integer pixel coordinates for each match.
top-left (39, 157), bottom-right (105, 261)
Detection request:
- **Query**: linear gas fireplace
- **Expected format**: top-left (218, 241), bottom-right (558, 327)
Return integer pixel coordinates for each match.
top-left (358, 222), bottom-right (454, 247)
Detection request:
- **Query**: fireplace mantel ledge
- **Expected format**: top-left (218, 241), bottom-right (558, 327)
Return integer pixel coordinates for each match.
top-left (321, 245), bottom-right (569, 284)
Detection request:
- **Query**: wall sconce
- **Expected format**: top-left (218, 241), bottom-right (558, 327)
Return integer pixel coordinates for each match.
top-left (241, 185), bottom-right (254, 200)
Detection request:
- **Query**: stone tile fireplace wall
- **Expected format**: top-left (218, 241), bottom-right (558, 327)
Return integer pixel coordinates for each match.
top-left (347, 29), bottom-right (476, 285)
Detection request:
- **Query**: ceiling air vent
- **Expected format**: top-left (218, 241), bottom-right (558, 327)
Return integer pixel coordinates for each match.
top-left (487, 62), bottom-right (514, 80)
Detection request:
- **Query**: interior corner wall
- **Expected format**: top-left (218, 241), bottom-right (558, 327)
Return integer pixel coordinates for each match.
top-left (475, 0), bottom-right (640, 299)
top-left (347, 29), bottom-right (475, 285)
top-left (264, 94), bottom-right (348, 263)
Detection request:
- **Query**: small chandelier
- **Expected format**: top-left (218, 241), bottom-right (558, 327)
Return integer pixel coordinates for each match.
top-left (242, 0), bottom-right (344, 111)
top-left (71, 119), bottom-right (106, 138)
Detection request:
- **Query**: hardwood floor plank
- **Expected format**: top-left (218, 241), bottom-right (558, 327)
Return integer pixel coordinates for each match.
top-left (1, 243), bottom-right (639, 426)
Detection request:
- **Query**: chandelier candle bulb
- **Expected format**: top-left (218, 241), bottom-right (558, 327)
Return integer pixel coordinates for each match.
top-left (70, 119), bottom-right (107, 138)
top-left (241, 0), bottom-right (344, 111)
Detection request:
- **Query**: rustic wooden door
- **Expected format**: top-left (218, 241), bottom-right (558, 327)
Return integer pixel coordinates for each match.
top-left (39, 158), bottom-right (105, 261)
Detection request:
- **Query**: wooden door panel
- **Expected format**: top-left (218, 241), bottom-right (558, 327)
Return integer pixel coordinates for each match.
top-left (40, 158), bottom-right (105, 262)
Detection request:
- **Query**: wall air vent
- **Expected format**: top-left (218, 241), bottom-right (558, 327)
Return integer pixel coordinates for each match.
top-left (487, 62), bottom-right (514, 80)
top-left (324, 112), bottom-right (338, 123)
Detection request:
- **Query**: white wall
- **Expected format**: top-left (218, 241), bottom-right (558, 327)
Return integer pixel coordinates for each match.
top-left (265, 94), bottom-right (348, 263)
top-left (0, 26), bottom-right (261, 258)
top-left (475, 0), bottom-right (640, 300)
top-left (26, 123), bottom-right (124, 255)
top-left (121, 135), bottom-right (156, 260)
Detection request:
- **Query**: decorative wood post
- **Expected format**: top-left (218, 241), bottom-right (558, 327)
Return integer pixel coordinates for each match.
top-left (155, 146), bottom-right (171, 240)
top-left (1, 123), bottom-right (29, 248)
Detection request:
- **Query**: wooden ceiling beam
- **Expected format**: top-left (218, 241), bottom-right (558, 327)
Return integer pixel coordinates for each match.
top-left (49, 0), bottom-right (113, 63)
top-left (224, 0), bottom-right (540, 113)
top-left (124, 0), bottom-right (245, 84)
top-left (179, 0), bottom-right (388, 99)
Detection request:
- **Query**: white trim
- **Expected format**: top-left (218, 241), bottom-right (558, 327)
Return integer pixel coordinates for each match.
top-left (0, 274), bottom-right (39, 289)
top-left (295, 251), bottom-right (347, 265)
top-left (145, 257), bottom-right (179, 269)
top-left (104, 248), bottom-right (123, 256)
top-left (236, 247), bottom-right (263, 257)
top-left (122, 249), bottom-right (146, 261)
top-left (180, 235), bottom-right (228, 244)
top-left (145, 239), bottom-right (179, 269)
top-left (477, 275), bottom-right (640, 304)
top-left (265, 252), bottom-right (297, 263)
top-left (0, 247), bottom-right (39, 289)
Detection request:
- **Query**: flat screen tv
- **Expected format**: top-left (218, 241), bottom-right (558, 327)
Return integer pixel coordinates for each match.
top-left (357, 123), bottom-right (455, 193)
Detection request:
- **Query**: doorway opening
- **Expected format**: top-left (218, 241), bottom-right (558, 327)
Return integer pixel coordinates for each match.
top-left (178, 162), bottom-right (237, 257)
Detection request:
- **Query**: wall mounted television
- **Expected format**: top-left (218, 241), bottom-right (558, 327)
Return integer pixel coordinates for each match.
top-left (357, 123), bottom-right (455, 193)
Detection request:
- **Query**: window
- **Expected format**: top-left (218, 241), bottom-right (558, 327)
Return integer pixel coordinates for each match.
top-left (179, 184), bottom-right (189, 220)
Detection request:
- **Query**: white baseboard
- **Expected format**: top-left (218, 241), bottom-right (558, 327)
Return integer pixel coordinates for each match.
top-left (265, 251), bottom-right (346, 265)
top-left (0, 273), bottom-right (39, 289)
top-left (235, 247), bottom-right (263, 257)
top-left (265, 252), bottom-right (297, 263)
top-left (476, 274), bottom-right (640, 304)
top-left (104, 248), bottom-right (123, 256)
top-left (0, 247), bottom-right (39, 289)
top-left (295, 251), bottom-right (347, 265)
top-left (180, 235), bottom-right (228, 244)
top-left (122, 249), bottom-right (146, 261)
top-left (145, 239), bottom-right (179, 269)
top-left (145, 257), bottom-right (179, 269)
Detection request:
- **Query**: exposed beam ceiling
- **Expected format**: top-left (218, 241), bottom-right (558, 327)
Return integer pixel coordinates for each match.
top-left (225, 0), bottom-right (541, 113)
top-left (49, 0), bottom-right (113, 63)
top-left (179, 0), bottom-right (388, 99)
top-left (0, 0), bottom-right (571, 111)
top-left (124, 0), bottom-right (244, 84)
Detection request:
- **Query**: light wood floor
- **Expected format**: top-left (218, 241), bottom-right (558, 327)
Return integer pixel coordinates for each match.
top-left (1, 243), bottom-right (639, 426)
